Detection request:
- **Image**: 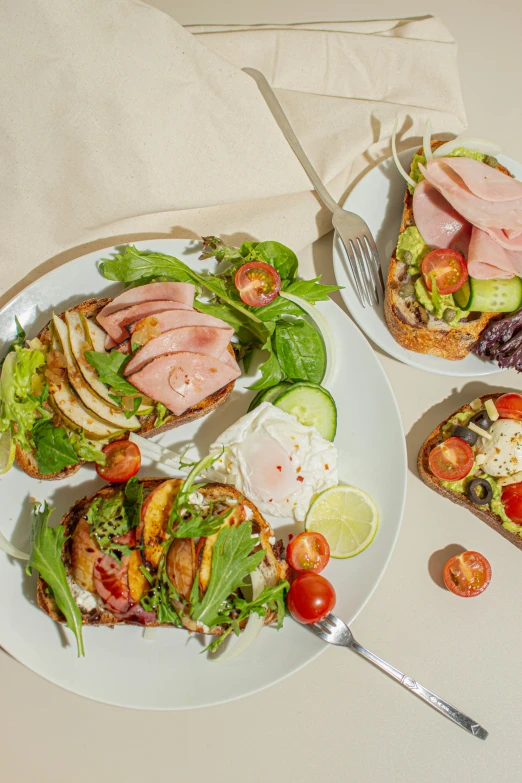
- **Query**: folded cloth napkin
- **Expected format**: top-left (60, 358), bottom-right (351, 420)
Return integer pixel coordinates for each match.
top-left (0, 0), bottom-right (466, 303)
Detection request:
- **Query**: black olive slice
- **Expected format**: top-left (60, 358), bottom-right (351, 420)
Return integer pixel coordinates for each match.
top-left (470, 411), bottom-right (493, 431)
top-left (452, 425), bottom-right (478, 447)
top-left (467, 478), bottom-right (493, 506)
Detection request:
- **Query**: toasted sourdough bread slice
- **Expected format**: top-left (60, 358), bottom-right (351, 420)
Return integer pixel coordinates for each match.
top-left (418, 393), bottom-right (522, 551)
top-left (15, 298), bottom-right (236, 481)
top-left (384, 140), bottom-right (512, 360)
top-left (37, 479), bottom-right (288, 632)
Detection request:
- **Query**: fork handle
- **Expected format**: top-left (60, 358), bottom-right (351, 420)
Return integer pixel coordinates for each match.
top-left (351, 642), bottom-right (488, 740)
top-left (242, 67), bottom-right (339, 214)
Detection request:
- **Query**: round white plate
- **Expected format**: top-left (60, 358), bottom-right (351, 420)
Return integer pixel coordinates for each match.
top-left (0, 239), bottom-right (406, 709)
top-left (333, 148), bottom-right (522, 376)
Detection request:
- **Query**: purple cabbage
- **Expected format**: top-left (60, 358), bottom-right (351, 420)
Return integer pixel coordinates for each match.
top-left (474, 309), bottom-right (522, 370)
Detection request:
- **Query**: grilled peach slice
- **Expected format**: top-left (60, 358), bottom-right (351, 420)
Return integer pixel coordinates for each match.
top-left (166, 538), bottom-right (196, 601)
top-left (70, 518), bottom-right (101, 592)
top-left (199, 503), bottom-right (246, 592)
top-left (128, 549), bottom-right (150, 603)
top-left (138, 479), bottom-right (182, 569)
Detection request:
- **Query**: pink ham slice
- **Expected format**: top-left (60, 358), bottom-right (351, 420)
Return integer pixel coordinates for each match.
top-left (98, 301), bottom-right (192, 344)
top-left (129, 352), bottom-right (240, 416)
top-left (419, 160), bottom-right (522, 231)
top-left (97, 282), bottom-right (195, 323)
top-left (467, 227), bottom-right (521, 279)
top-left (124, 326), bottom-right (233, 375)
top-left (219, 348), bottom-right (240, 372)
top-left (127, 308), bottom-right (233, 337)
top-left (483, 227), bottom-right (522, 252)
top-left (435, 157), bottom-right (522, 202)
top-left (412, 180), bottom-right (471, 255)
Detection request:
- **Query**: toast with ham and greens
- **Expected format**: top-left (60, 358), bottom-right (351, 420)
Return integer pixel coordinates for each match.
top-left (13, 283), bottom-right (240, 481)
top-left (384, 141), bottom-right (514, 360)
top-left (37, 477), bottom-right (289, 651)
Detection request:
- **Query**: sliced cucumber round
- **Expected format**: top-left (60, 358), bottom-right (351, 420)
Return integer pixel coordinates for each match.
top-left (273, 382), bottom-right (337, 441)
top-left (247, 382), bottom-right (292, 413)
top-left (454, 277), bottom-right (522, 312)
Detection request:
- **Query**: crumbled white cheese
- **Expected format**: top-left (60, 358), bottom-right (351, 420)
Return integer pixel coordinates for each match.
top-left (67, 575), bottom-right (98, 613)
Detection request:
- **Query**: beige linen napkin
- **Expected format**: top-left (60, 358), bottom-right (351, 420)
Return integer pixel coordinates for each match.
top-left (0, 0), bottom-right (466, 304)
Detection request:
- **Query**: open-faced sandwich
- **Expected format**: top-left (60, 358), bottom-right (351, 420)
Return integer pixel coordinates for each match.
top-left (386, 131), bottom-right (522, 360)
top-left (418, 392), bottom-right (522, 549)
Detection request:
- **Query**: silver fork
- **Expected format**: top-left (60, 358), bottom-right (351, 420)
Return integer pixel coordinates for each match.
top-left (309, 614), bottom-right (488, 740)
top-left (243, 67), bottom-right (384, 308)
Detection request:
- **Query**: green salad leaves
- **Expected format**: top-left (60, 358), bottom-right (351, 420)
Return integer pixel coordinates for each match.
top-left (99, 239), bottom-right (340, 390)
top-left (27, 502), bottom-right (84, 657)
top-left (88, 477), bottom-right (143, 562)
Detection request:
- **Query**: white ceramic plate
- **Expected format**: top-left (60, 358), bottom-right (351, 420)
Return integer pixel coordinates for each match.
top-left (0, 239), bottom-right (406, 709)
top-left (333, 148), bottom-right (522, 376)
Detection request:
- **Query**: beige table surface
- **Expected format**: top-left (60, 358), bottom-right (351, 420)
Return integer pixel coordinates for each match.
top-left (2, 1), bottom-right (522, 781)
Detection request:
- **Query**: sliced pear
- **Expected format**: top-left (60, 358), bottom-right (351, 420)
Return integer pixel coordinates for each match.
top-left (81, 312), bottom-right (154, 417)
top-left (53, 314), bottom-right (139, 430)
top-left (51, 379), bottom-right (122, 440)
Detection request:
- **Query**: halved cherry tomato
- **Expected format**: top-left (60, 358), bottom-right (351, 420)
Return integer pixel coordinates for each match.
top-left (501, 482), bottom-right (522, 524)
top-left (96, 440), bottom-right (141, 483)
top-left (235, 261), bottom-right (281, 307)
top-left (286, 531), bottom-right (330, 574)
top-left (421, 249), bottom-right (468, 295)
top-left (443, 551), bottom-right (492, 597)
top-left (428, 437), bottom-right (474, 481)
top-left (495, 393), bottom-right (522, 421)
top-left (286, 572), bottom-right (336, 624)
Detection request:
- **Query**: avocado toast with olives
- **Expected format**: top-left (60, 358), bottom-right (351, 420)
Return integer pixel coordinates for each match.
top-left (385, 140), bottom-right (516, 360)
top-left (418, 393), bottom-right (522, 551)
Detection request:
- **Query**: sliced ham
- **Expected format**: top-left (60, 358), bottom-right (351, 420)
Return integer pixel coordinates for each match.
top-left (98, 301), bottom-right (192, 344)
top-left (129, 352), bottom-right (240, 416)
top-left (219, 348), bottom-right (240, 372)
top-left (436, 157), bottom-right (522, 202)
top-left (97, 282), bottom-right (195, 322)
top-left (124, 326), bottom-right (233, 375)
top-left (484, 227), bottom-right (522, 252)
top-left (128, 308), bottom-right (233, 337)
top-left (467, 227), bottom-right (521, 279)
top-left (412, 180), bottom-right (471, 255)
top-left (419, 160), bottom-right (522, 230)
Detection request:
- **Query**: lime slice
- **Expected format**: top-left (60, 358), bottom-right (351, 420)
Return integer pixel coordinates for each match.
top-left (0, 427), bottom-right (15, 475)
top-left (305, 485), bottom-right (378, 558)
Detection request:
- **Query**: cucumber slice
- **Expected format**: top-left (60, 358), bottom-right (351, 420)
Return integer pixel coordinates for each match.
top-left (273, 382), bottom-right (337, 441)
top-left (454, 277), bottom-right (522, 312)
top-left (247, 382), bottom-right (292, 412)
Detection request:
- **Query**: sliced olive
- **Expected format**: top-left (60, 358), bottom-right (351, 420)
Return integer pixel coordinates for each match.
top-left (399, 282), bottom-right (415, 299)
top-left (452, 425), bottom-right (478, 446)
top-left (443, 308), bottom-right (457, 324)
top-left (467, 478), bottom-right (493, 506)
top-left (485, 156), bottom-right (498, 167)
top-left (402, 250), bottom-right (413, 264)
top-left (470, 411), bottom-right (493, 431)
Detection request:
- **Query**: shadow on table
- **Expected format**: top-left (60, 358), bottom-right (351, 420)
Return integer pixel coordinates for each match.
top-left (428, 543), bottom-right (467, 590)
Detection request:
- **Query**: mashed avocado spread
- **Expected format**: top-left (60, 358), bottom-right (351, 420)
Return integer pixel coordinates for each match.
top-left (440, 410), bottom-right (513, 528)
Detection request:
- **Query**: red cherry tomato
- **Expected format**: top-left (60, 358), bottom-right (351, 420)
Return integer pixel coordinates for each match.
top-left (93, 554), bottom-right (131, 614)
top-left (494, 393), bottom-right (522, 421)
top-left (501, 482), bottom-right (522, 524)
top-left (421, 249), bottom-right (468, 295)
top-left (96, 440), bottom-right (141, 483)
top-left (428, 437), bottom-right (474, 481)
top-left (443, 551), bottom-right (492, 597)
top-left (286, 532), bottom-right (330, 574)
top-left (286, 573), bottom-right (336, 624)
top-left (234, 261), bottom-right (281, 307)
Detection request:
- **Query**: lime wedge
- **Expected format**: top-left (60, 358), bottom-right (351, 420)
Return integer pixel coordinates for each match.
top-left (0, 427), bottom-right (15, 475)
top-left (305, 485), bottom-right (378, 558)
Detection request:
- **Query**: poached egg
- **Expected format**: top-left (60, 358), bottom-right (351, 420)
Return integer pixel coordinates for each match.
top-left (477, 419), bottom-right (522, 477)
top-left (206, 403), bottom-right (338, 521)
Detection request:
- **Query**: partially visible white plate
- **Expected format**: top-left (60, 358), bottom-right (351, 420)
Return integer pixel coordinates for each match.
top-left (333, 148), bottom-right (522, 376)
top-left (0, 239), bottom-right (407, 710)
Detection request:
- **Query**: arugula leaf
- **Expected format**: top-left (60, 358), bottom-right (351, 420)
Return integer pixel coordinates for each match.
top-left (172, 504), bottom-right (232, 539)
top-left (87, 479), bottom-right (142, 560)
top-left (27, 502), bottom-right (84, 656)
top-left (140, 555), bottom-right (182, 626)
top-left (123, 476), bottom-right (143, 529)
top-left (286, 277), bottom-right (342, 303)
top-left (255, 241), bottom-right (298, 280)
top-left (274, 320), bottom-right (325, 384)
top-left (191, 522), bottom-right (266, 629)
top-left (154, 401), bottom-right (170, 429)
top-left (84, 350), bottom-right (139, 395)
top-left (199, 236), bottom-right (245, 264)
top-left (0, 317), bottom-right (26, 369)
top-left (33, 421), bottom-right (79, 475)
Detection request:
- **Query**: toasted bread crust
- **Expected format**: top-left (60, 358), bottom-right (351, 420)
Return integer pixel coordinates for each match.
top-left (417, 393), bottom-right (522, 551)
top-left (15, 298), bottom-right (236, 480)
top-left (384, 141), bottom-right (509, 360)
top-left (37, 479), bottom-right (288, 631)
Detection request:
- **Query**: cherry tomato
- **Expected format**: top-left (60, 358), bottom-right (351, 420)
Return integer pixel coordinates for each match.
top-left (443, 551), bottom-right (492, 597)
top-left (428, 437), bottom-right (474, 481)
top-left (234, 261), bottom-right (281, 307)
top-left (501, 482), bottom-right (522, 524)
top-left (494, 393), bottom-right (522, 421)
top-left (286, 573), bottom-right (336, 624)
top-left (421, 249), bottom-right (468, 295)
top-left (286, 532), bottom-right (330, 574)
top-left (93, 554), bottom-right (131, 613)
top-left (96, 440), bottom-right (141, 483)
